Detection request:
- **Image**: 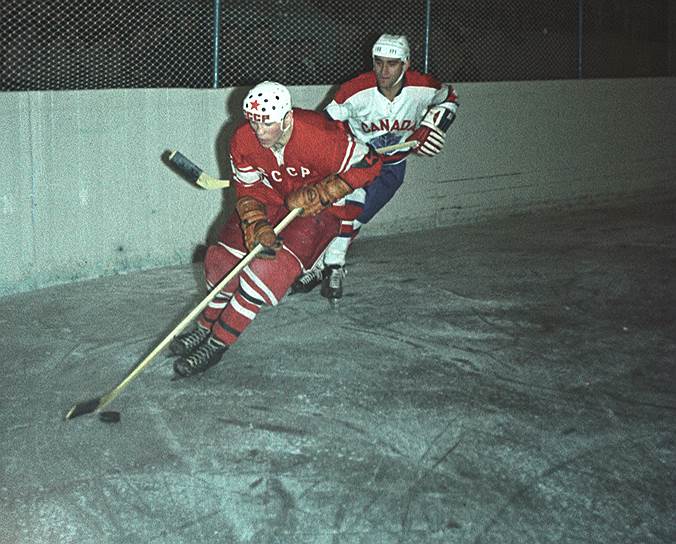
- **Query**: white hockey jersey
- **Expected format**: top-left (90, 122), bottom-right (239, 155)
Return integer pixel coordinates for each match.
top-left (325, 70), bottom-right (458, 164)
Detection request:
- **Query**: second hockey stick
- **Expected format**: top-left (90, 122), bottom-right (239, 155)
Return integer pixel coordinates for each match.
top-left (168, 150), bottom-right (230, 190)
top-left (168, 140), bottom-right (418, 191)
top-left (65, 207), bottom-right (303, 420)
top-left (374, 140), bottom-right (418, 154)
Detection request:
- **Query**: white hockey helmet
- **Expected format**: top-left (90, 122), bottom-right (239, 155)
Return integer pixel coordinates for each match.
top-left (372, 34), bottom-right (410, 62)
top-left (243, 81), bottom-right (292, 123)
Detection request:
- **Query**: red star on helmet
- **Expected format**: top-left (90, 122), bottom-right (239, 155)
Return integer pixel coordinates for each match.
top-left (250, 99), bottom-right (260, 110)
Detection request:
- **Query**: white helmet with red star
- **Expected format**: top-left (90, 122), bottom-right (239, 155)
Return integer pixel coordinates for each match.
top-left (243, 81), bottom-right (292, 124)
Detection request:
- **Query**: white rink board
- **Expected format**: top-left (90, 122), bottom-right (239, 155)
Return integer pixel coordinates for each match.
top-left (1, 78), bottom-right (675, 296)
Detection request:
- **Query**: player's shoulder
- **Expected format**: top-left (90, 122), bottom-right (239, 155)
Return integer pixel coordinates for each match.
top-left (404, 69), bottom-right (443, 90)
top-left (333, 72), bottom-right (378, 103)
top-left (293, 108), bottom-right (344, 135)
top-left (293, 108), bottom-right (346, 148)
top-left (293, 107), bottom-right (332, 126)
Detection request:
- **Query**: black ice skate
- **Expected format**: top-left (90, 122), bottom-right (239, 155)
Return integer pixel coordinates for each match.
top-left (173, 336), bottom-right (228, 377)
top-left (169, 324), bottom-right (210, 357)
top-left (290, 263), bottom-right (324, 294)
top-left (320, 265), bottom-right (345, 303)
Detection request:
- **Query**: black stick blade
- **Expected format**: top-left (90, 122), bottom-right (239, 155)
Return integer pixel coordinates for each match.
top-left (65, 397), bottom-right (102, 420)
top-left (168, 150), bottom-right (203, 184)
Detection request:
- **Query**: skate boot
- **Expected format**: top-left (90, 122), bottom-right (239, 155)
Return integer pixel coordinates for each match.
top-left (173, 336), bottom-right (228, 378)
top-left (169, 324), bottom-right (210, 357)
top-left (320, 265), bottom-right (345, 303)
top-left (290, 262), bottom-right (324, 294)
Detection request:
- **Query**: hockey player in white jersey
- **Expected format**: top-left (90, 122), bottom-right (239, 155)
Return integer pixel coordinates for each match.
top-left (290, 33), bottom-right (459, 302)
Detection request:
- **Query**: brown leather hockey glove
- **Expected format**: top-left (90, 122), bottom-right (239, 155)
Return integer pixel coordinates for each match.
top-left (286, 174), bottom-right (353, 216)
top-left (236, 196), bottom-right (283, 259)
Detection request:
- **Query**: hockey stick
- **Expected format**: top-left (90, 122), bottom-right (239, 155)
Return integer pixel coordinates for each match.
top-left (375, 140), bottom-right (418, 154)
top-left (168, 150), bottom-right (230, 190)
top-left (168, 141), bottom-right (416, 191)
top-left (65, 207), bottom-right (303, 420)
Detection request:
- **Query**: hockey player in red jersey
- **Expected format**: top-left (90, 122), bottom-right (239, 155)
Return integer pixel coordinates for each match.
top-left (169, 81), bottom-right (382, 377)
top-left (291, 34), bottom-right (459, 302)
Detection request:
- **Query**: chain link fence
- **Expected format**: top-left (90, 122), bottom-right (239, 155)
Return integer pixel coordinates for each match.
top-left (0, 0), bottom-right (673, 91)
top-left (582, 0), bottom-right (673, 77)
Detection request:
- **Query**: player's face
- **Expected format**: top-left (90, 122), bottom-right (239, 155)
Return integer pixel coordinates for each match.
top-left (373, 56), bottom-right (408, 91)
top-left (248, 119), bottom-right (284, 148)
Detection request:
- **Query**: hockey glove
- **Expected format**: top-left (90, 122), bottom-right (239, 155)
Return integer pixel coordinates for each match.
top-left (286, 174), bottom-right (353, 216)
top-left (407, 126), bottom-right (445, 157)
top-left (236, 196), bottom-right (283, 259)
top-left (408, 104), bottom-right (456, 157)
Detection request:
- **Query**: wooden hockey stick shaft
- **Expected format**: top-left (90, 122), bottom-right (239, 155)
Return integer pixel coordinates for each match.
top-left (374, 140), bottom-right (418, 154)
top-left (168, 141), bottom-right (418, 191)
top-left (65, 207), bottom-right (303, 420)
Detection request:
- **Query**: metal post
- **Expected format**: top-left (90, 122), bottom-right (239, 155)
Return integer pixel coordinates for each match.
top-left (577, 0), bottom-right (583, 79)
top-left (212, 0), bottom-right (221, 88)
top-left (423, 0), bottom-right (432, 73)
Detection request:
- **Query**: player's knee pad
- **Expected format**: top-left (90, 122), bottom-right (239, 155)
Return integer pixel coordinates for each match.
top-left (204, 243), bottom-right (241, 293)
top-left (240, 248), bottom-right (301, 306)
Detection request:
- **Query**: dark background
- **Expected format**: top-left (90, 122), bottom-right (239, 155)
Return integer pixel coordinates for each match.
top-left (1, 0), bottom-right (674, 91)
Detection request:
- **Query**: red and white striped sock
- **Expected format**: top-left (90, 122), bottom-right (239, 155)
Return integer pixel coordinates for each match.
top-left (197, 291), bottom-right (231, 331)
top-left (211, 287), bottom-right (263, 345)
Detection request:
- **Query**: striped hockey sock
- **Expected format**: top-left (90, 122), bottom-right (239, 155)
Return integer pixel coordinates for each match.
top-left (211, 287), bottom-right (264, 345)
top-left (197, 291), bottom-right (231, 330)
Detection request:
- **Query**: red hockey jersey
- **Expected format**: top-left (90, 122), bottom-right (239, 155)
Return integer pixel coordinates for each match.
top-left (229, 108), bottom-right (382, 210)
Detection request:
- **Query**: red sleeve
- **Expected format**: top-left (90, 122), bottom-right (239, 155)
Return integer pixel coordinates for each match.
top-left (339, 144), bottom-right (382, 190)
top-left (405, 70), bottom-right (443, 89)
top-left (325, 126), bottom-right (382, 189)
top-left (407, 70), bottom-right (458, 105)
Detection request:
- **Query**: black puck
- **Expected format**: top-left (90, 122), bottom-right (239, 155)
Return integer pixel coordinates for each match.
top-left (98, 411), bottom-right (121, 423)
